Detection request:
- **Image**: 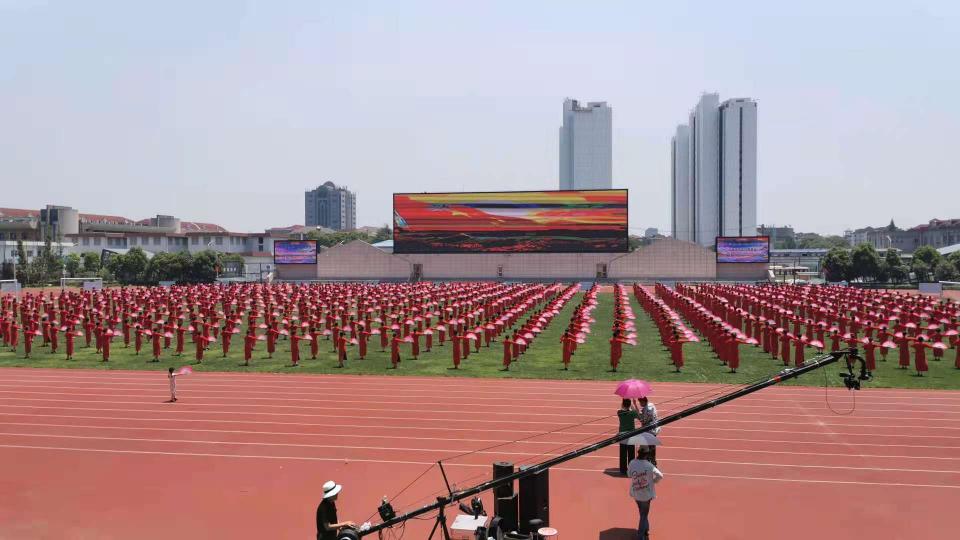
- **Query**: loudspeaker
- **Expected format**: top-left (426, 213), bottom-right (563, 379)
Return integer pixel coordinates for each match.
top-left (494, 492), bottom-right (518, 533)
top-left (517, 466), bottom-right (549, 533)
top-left (493, 461), bottom-right (515, 498)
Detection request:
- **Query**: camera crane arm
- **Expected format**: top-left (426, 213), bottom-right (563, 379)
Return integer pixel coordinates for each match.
top-left (358, 348), bottom-right (868, 538)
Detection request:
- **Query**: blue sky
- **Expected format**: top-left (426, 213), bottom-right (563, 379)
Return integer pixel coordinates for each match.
top-left (1, 0), bottom-right (957, 234)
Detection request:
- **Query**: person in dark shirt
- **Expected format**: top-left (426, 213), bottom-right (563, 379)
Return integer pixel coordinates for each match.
top-left (617, 398), bottom-right (640, 475)
top-left (317, 480), bottom-right (355, 540)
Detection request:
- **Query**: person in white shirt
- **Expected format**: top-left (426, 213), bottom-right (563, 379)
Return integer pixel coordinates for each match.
top-left (628, 450), bottom-right (663, 540)
top-left (637, 397), bottom-right (660, 465)
top-left (167, 367), bottom-right (179, 403)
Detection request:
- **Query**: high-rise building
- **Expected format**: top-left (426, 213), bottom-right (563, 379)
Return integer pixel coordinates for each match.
top-left (671, 94), bottom-right (757, 247)
top-left (305, 182), bottom-right (356, 231)
top-left (719, 98), bottom-right (758, 238)
top-left (559, 99), bottom-right (612, 190)
top-left (671, 124), bottom-right (692, 241)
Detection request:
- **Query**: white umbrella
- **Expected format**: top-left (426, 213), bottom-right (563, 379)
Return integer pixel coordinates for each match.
top-left (625, 432), bottom-right (662, 447)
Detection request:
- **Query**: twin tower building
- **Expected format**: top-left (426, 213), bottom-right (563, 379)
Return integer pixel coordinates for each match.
top-left (558, 94), bottom-right (758, 248)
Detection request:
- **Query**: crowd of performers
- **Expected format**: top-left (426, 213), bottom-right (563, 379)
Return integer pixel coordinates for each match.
top-left (0, 282), bottom-right (588, 370)
top-left (650, 283), bottom-right (960, 376)
top-left (634, 285), bottom-right (699, 372)
top-left (608, 284), bottom-right (638, 372)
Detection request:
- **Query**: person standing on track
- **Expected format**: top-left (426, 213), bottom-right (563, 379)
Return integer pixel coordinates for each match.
top-left (628, 449), bottom-right (663, 540)
top-left (637, 397), bottom-right (660, 466)
top-left (617, 398), bottom-right (640, 475)
top-left (167, 367), bottom-right (179, 402)
top-left (317, 480), bottom-right (355, 540)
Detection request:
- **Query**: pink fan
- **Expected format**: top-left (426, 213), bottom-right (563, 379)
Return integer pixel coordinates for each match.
top-left (932, 342), bottom-right (948, 350)
top-left (402, 336), bottom-right (414, 343)
top-left (514, 337), bottom-right (527, 346)
top-left (370, 329), bottom-right (381, 335)
top-left (808, 340), bottom-right (824, 349)
top-left (256, 335), bottom-right (266, 341)
top-left (176, 366), bottom-right (193, 376)
top-left (230, 328), bottom-right (241, 334)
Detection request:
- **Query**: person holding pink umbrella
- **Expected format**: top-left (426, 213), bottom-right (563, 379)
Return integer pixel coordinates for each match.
top-left (617, 398), bottom-right (640, 475)
top-left (615, 379), bottom-right (654, 473)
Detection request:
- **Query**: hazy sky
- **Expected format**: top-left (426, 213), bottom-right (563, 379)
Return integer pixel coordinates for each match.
top-left (2, 1), bottom-right (958, 235)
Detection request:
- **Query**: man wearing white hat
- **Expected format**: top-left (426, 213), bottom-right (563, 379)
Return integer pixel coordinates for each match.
top-left (317, 480), bottom-right (355, 540)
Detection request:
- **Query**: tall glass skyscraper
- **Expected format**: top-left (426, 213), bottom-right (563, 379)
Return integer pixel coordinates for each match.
top-left (671, 94), bottom-right (757, 246)
top-left (559, 99), bottom-right (612, 190)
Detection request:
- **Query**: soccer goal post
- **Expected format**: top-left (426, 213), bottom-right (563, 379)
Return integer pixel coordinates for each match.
top-left (0, 279), bottom-right (21, 298)
top-left (60, 277), bottom-right (104, 290)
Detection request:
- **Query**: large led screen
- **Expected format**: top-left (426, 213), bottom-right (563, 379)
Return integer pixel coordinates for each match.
top-left (274, 240), bottom-right (318, 264)
top-left (716, 236), bottom-right (770, 263)
top-left (393, 190), bottom-right (628, 254)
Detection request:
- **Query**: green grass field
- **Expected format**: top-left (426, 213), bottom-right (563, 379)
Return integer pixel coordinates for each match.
top-left (2, 292), bottom-right (958, 389)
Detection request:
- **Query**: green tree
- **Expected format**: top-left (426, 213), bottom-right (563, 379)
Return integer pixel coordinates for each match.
top-left (934, 259), bottom-right (959, 281)
top-left (15, 240), bottom-right (27, 267)
top-left (885, 249), bottom-right (903, 269)
top-left (188, 250), bottom-right (219, 283)
top-left (144, 252), bottom-right (192, 283)
top-left (911, 246), bottom-right (941, 281)
top-left (81, 251), bottom-right (101, 274)
top-left (888, 264), bottom-right (909, 284)
top-left (106, 247), bottom-right (149, 285)
top-left (370, 225), bottom-right (392, 243)
top-left (912, 245), bottom-right (941, 267)
top-left (912, 261), bottom-right (931, 282)
top-left (796, 233), bottom-right (849, 250)
top-left (850, 244), bottom-right (881, 282)
top-left (875, 261), bottom-right (890, 283)
top-left (64, 253), bottom-right (82, 277)
top-left (821, 248), bottom-right (852, 282)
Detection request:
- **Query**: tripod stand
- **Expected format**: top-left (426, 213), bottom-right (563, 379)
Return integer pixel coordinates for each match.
top-left (427, 497), bottom-right (452, 540)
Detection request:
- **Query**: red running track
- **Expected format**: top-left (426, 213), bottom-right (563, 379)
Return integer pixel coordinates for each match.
top-left (1, 368), bottom-right (959, 539)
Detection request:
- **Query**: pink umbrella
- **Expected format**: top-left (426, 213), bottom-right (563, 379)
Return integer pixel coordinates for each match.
top-left (615, 379), bottom-right (653, 399)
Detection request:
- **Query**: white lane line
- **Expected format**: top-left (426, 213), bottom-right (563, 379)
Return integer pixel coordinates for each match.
top-left (2, 421), bottom-right (957, 460)
top-left (2, 378), bottom-right (956, 406)
top-left (3, 370), bottom-right (959, 398)
top-left (2, 395), bottom-right (958, 425)
top-left (4, 411), bottom-right (960, 445)
top-left (1, 385), bottom-right (955, 415)
top-left (0, 431), bottom-right (958, 475)
top-left (3, 403), bottom-right (960, 432)
top-left (0, 443), bottom-right (957, 489)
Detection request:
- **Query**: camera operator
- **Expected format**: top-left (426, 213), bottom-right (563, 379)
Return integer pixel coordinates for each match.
top-left (317, 480), bottom-right (356, 540)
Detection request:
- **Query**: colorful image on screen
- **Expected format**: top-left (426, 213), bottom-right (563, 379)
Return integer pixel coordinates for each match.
top-left (393, 190), bottom-right (628, 254)
top-left (716, 236), bottom-right (770, 263)
top-left (274, 240), bottom-right (318, 264)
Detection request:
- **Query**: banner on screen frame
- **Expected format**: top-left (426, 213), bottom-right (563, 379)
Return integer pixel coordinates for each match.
top-left (274, 240), bottom-right (318, 265)
top-left (393, 189), bottom-right (628, 254)
top-left (716, 236), bottom-right (770, 263)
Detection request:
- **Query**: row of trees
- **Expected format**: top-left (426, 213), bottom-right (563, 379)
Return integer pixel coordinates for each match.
top-left (1, 241), bottom-right (243, 286)
top-left (304, 226), bottom-right (392, 247)
top-left (103, 248), bottom-right (244, 285)
top-left (822, 244), bottom-right (960, 283)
